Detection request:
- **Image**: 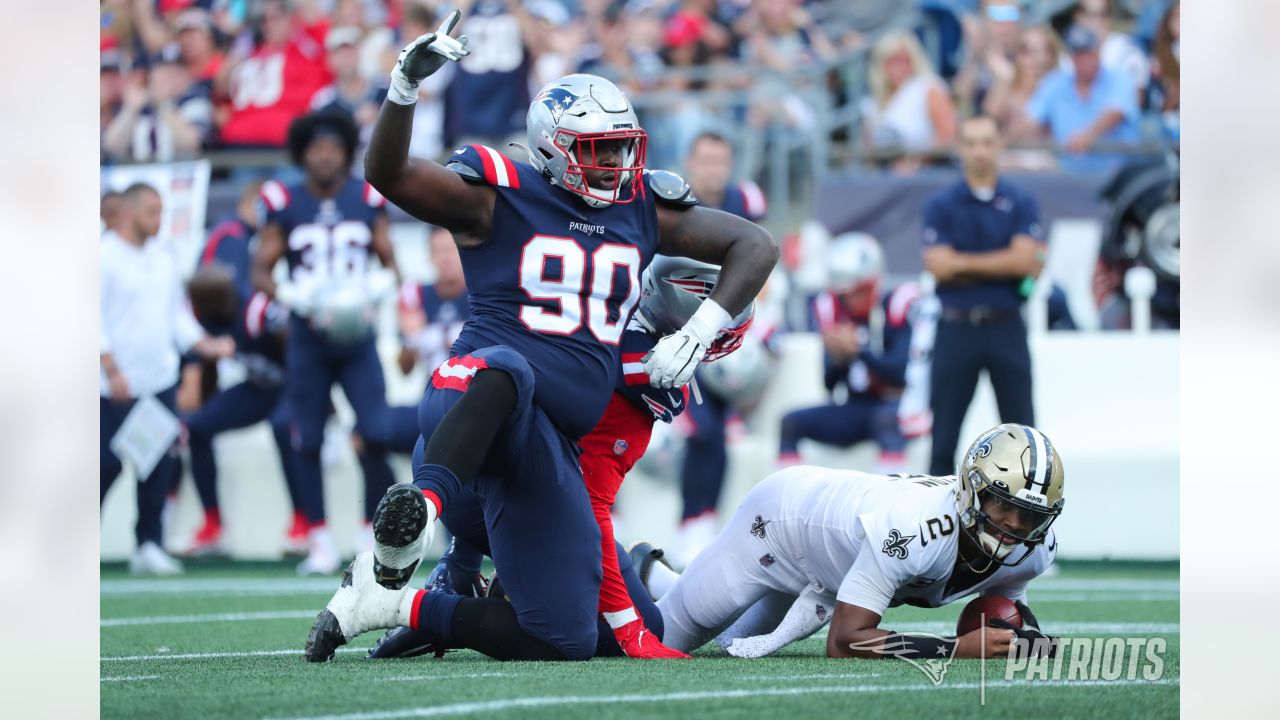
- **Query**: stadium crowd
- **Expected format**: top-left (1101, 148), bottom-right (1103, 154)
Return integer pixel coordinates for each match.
top-left (100, 0), bottom-right (1180, 168)
top-left (100, 0), bottom-right (1180, 575)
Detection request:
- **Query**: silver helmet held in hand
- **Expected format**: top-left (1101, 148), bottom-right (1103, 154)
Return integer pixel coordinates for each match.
top-left (525, 74), bottom-right (648, 208)
top-left (636, 255), bottom-right (754, 362)
top-left (309, 280), bottom-right (376, 345)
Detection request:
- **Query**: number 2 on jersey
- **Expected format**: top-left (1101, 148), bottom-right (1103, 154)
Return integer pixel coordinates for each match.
top-left (518, 235), bottom-right (640, 344)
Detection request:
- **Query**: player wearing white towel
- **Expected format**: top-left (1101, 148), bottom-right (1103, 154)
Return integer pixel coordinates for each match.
top-left (642, 423), bottom-right (1062, 660)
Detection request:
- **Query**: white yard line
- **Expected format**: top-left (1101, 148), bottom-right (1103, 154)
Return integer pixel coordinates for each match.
top-left (100, 675), bottom-right (160, 683)
top-left (102, 648), bottom-right (365, 662)
top-left (102, 610), bottom-right (317, 627)
top-left (377, 673), bottom-right (520, 682)
top-left (267, 679), bottom-right (1180, 720)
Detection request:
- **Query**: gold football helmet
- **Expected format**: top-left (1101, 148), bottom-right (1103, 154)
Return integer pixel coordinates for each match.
top-left (955, 424), bottom-right (1065, 568)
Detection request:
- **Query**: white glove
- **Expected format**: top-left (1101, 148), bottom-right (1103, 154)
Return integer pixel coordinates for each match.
top-left (644, 299), bottom-right (732, 388)
top-left (387, 10), bottom-right (470, 105)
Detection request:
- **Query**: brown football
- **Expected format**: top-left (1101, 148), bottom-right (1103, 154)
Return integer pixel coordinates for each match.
top-left (956, 595), bottom-right (1022, 635)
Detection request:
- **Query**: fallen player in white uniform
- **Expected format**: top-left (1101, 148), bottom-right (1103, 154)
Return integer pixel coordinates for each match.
top-left (640, 423), bottom-right (1062, 660)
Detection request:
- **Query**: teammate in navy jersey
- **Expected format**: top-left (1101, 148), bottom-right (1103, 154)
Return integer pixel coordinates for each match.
top-left (198, 181), bottom-right (263, 302)
top-left (670, 131), bottom-right (769, 567)
top-left (778, 233), bottom-right (926, 473)
top-left (365, 257), bottom-right (753, 661)
top-left (179, 267), bottom-right (306, 556)
top-left (251, 110), bottom-right (404, 576)
top-left (304, 12), bottom-right (776, 664)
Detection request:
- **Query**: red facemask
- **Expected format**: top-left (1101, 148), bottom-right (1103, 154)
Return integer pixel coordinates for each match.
top-left (554, 128), bottom-right (648, 205)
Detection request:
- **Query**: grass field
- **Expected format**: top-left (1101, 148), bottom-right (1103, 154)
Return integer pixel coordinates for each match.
top-left (101, 559), bottom-right (1178, 719)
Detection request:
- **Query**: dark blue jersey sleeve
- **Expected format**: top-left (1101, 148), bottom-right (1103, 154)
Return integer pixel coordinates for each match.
top-left (616, 327), bottom-right (689, 424)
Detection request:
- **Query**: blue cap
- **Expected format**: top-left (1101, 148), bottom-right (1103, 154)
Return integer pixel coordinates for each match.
top-left (1064, 25), bottom-right (1099, 53)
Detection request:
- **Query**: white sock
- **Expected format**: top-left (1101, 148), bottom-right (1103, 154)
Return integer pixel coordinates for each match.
top-left (397, 588), bottom-right (425, 628)
top-left (647, 562), bottom-right (680, 600)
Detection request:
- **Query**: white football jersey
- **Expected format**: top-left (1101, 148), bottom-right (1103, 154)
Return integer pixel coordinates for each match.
top-left (759, 465), bottom-right (1056, 616)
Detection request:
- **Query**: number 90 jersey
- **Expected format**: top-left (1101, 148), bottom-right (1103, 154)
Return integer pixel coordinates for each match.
top-left (446, 144), bottom-right (661, 440)
top-left (258, 177), bottom-right (387, 287)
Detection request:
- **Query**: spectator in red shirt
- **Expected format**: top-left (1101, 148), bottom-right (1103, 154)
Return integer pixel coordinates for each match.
top-left (219, 0), bottom-right (332, 147)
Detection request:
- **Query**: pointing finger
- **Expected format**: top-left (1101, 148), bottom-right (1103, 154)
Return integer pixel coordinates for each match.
top-left (438, 8), bottom-right (462, 37)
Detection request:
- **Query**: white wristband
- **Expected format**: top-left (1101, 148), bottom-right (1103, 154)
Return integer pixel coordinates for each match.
top-left (387, 69), bottom-right (419, 106)
top-left (686, 298), bottom-right (733, 344)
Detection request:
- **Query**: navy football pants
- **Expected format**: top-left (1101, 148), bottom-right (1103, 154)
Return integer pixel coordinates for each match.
top-left (415, 346), bottom-right (603, 660)
top-left (778, 396), bottom-right (906, 456)
top-left (183, 382), bottom-right (301, 515)
top-left (680, 381), bottom-right (730, 520)
top-left (100, 384), bottom-right (181, 546)
top-left (417, 458), bottom-right (664, 658)
top-left (928, 315), bottom-right (1034, 476)
top-left (286, 320), bottom-right (395, 523)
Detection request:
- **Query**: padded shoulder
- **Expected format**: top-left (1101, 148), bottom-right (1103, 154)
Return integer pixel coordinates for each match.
top-left (646, 169), bottom-right (698, 208)
top-left (446, 159), bottom-right (487, 184)
top-left (446, 144), bottom-right (522, 188)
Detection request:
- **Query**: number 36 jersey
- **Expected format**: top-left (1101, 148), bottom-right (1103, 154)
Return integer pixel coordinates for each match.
top-left (258, 177), bottom-right (387, 287)
top-left (761, 466), bottom-right (1056, 617)
top-left (445, 144), bottom-right (661, 440)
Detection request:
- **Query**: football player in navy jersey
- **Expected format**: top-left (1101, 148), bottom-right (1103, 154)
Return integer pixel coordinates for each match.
top-left (179, 267), bottom-right (305, 556)
top-left (778, 233), bottom-right (928, 473)
top-left (670, 131), bottom-right (769, 567)
top-left (304, 12), bottom-right (777, 663)
top-left (251, 110), bottom-right (404, 576)
top-left (366, 257), bottom-right (753, 661)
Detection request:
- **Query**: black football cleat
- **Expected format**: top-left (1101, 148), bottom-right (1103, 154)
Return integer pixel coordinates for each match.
top-left (304, 562), bottom-right (354, 663)
top-left (628, 542), bottom-right (673, 601)
top-left (368, 625), bottom-right (443, 659)
top-left (372, 484), bottom-right (435, 590)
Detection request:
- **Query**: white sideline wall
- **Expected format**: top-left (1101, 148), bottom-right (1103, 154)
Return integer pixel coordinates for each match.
top-left (101, 330), bottom-right (1178, 562)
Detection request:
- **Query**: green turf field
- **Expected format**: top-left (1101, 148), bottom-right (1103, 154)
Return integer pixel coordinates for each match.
top-left (101, 560), bottom-right (1178, 719)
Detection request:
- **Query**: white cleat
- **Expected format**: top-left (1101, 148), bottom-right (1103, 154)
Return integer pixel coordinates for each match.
top-left (669, 513), bottom-right (718, 570)
top-left (129, 541), bottom-right (185, 576)
top-left (371, 483), bottom-right (436, 589)
top-left (297, 527), bottom-right (341, 576)
top-left (303, 552), bottom-right (412, 662)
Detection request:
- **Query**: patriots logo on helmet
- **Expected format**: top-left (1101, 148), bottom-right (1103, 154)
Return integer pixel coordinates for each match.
top-left (665, 277), bottom-right (715, 297)
top-left (534, 87), bottom-right (579, 123)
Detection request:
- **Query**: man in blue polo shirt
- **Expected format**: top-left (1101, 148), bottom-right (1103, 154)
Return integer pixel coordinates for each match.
top-left (921, 115), bottom-right (1045, 477)
top-left (1023, 24), bottom-right (1139, 172)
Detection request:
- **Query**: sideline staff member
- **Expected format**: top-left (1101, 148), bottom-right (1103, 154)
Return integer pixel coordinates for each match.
top-left (921, 116), bottom-right (1045, 476)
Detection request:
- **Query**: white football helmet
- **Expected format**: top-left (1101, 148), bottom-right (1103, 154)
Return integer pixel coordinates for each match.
top-left (310, 280), bottom-right (376, 345)
top-left (826, 232), bottom-right (884, 293)
top-left (636, 255), bottom-right (754, 362)
top-left (526, 74), bottom-right (648, 208)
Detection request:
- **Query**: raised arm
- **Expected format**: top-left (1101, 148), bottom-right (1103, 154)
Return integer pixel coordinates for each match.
top-left (363, 10), bottom-right (494, 240)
